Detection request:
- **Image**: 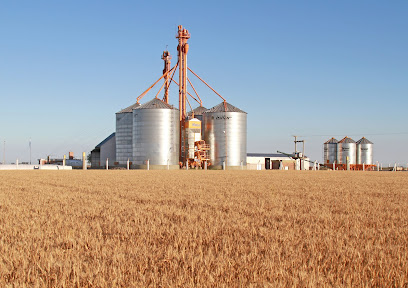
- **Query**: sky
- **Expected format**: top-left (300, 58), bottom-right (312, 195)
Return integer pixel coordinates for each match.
top-left (1, 1), bottom-right (407, 165)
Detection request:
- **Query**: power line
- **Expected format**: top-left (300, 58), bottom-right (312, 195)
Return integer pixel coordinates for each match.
top-left (294, 132), bottom-right (408, 138)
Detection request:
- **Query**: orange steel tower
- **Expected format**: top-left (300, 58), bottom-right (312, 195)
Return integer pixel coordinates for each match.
top-left (161, 50), bottom-right (171, 104)
top-left (135, 25), bottom-right (226, 168)
top-left (177, 25), bottom-right (190, 163)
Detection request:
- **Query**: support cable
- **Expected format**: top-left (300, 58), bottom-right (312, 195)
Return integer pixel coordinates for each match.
top-left (136, 65), bottom-right (176, 104)
top-left (163, 62), bottom-right (179, 102)
top-left (187, 77), bottom-right (203, 107)
top-left (186, 94), bottom-right (193, 112)
top-left (187, 67), bottom-right (226, 102)
top-left (154, 81), bottom-right (166, 99)
top-left (171, 79), bottom-right (201, 106)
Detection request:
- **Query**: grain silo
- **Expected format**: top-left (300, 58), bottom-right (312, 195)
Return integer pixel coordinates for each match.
top-left (132, 98), bottom-right (179, 169)
top-left (203, 102), bottom-right (247, 169)
top-left (188, 106), bottom-right (207, 122)
top-left (356, 137), bottom-right (373, 164)
top-left (323, 137), bottom-right (338, 164)
top-left (115, 102), bottom-right (140, 165)
top-left (337, 137), bottom-right (356, 164)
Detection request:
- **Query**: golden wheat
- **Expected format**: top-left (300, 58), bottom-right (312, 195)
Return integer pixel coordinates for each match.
top-left (0, 170), bottom-right (407, 287)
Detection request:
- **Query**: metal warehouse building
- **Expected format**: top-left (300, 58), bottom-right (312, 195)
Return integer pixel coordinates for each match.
top-left (247, 153), bottom-right (310, 170)
top-left (90, 133), bottom-right (116, 168)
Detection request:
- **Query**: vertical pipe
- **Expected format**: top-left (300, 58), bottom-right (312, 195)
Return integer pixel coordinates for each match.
top-left (346, 156), bottom-right (350, 171)
top-left (127, 158), bottom-right (129, 170)
top-left (177, 26), bottom-right (190, 165)
top-left (16, 159), bottom-right (18, 169)
top-left (178, 32), bottom-right (183, 163)
top-left (147, 159), bottom-right (150, 170)
top-left (82, 152), bottom-right (87, 170)
top-left (162, 51), bottom-right (171, 103)
top-left (363, 163), bottom-right (365, 171)
top-left (294, 136), bottom-right (297, 154)
top-left (223, 161), bottom-right (226, 171)
top-left (204, 161), bottom-right (207, 170)
top-left (183, 52), bottom-right (187, 120)
top-left (63, 155), bottom-right (66, 168)
top-left (106, 158), bottom-right (109, 170)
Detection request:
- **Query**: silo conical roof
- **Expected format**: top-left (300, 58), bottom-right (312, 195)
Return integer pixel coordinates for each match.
top-left (339, 136), bottom-right (356, 143)
top-left (188, 106), bottom-right (208, 116)
top-left (356, 137), bottom-right (373, 144)
top-left (324, 137), bottom-right (338, 144)
top-left (116, 102), bottom-right (141, 113)
top-left (135, 98), bottom-right (177, 110)
top-left (204, 102), bottom-right (246, 113)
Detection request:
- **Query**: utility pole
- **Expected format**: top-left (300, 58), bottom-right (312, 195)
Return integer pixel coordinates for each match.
top-left (293, 136), bottom-right (305, 155)
top-left (293, 136), bottom-right (305, 170)
top-left (294, 135), bottom-right (297, 153)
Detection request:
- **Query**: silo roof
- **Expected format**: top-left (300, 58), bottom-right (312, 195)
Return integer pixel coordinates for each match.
top-left (188, 106), bottom-right (208, 116)
top-left (135, 98), bottom-right (178, 110)
top-left (204, 102), bottom-right (246, 113)
top-left (116, 102), bottom-right (140, 113)
top-left (356, 137), bottom-right (373, 144)
top-left (324, 137), bottom-right (338, 144)
top-left (339, 136), bottom-right (356, 143)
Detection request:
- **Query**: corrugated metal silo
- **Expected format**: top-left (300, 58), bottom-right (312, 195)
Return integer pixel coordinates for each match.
top-left (356, 137), bottom-right (373, 164)
top-left (323, 137), bottom-right (338, 164)
top-left (116, 102), bottom-right (140, 165)
top-left (188, 106), bottom-right (207, 122)
top-left (337, 137), bottom-right (356, 164)
top-left (132, 98), bottom-right (179, 169)
top-left (203, 102), bottom-right (247, 169)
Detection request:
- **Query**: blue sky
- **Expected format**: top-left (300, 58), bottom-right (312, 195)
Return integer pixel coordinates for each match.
top-left (1, 1), bottom-right (407, 165)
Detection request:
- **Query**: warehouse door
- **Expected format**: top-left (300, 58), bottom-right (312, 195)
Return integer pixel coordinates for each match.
top-left (272, 160), bottom-right (280, 169)
top-left (265, 158), bottom-right (270, 170)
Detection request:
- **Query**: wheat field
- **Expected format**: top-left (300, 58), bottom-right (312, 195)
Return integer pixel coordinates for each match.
top-left (0, 170), bottom-right (407, 287)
